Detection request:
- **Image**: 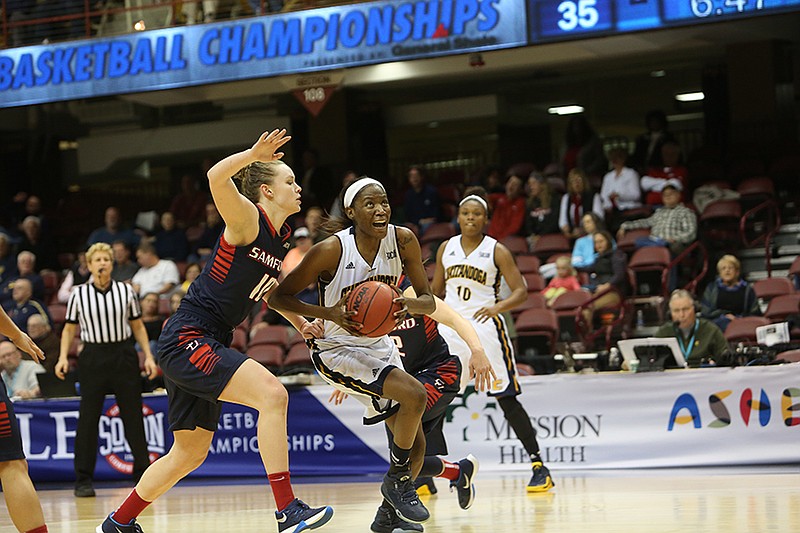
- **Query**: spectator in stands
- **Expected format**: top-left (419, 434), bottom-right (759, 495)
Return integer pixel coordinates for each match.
top-left (329, 170), bottom-right (358, 219)
top-left (543, 256), bottom-right (581, 307)
top-left (281, 227), bottom-right (312, 278)
top-left (580, 230), bottom-right (628, 325)
top-left (26, 314), bottom-right (59, 375)
top-left (631, 110), bottom-right (677, 174)
top-left (559, 169), bottom-right (603, 239)
top-left (656, 289), bottom-right (730, 368)
top-left (299, 147), bottom-right (336, 210)
top-left (540, 212), bottom-right (604, 280)
top-left (403, 165), bottom-right (441, 233)
top-left (16, 195), bottom-right (52, 239)
top-left (191, 202), bottom-right (224, 261)
top-left (131, 243), bottom-right (180, 298)
top-left (169, 290), bottom-right (185, 315)
top-left (18, 216), bottom-right (57, 271)
top-left (617, 184), bottom-right (696, 256)
top-left (57, 251), bottom-right (90, 303)
top-left (153, 211), bottom-right (189, 262)
top-left (572, 212), bottom-right (605, 270)
top-left (138, 292), bottom-right (164, 355)
top-left (561, 115), bottom-right (607, 181)
top-left (0, 252), bottom-right (45, 308)
top-left (111, 240), bottom-right (139, 283)
top-left (524, 173), bottom-right (561, 249)
top-left (0, 340), bottom-right (43, 399)
top-left (0, 233), bottom-right (17, 286)
top-left (600, 148), bottom-right (642, 232)
top-left (477, 164), bottom-right (505, 194)
top-left (86, 206), bottom-right (140, 248)
top-left (640, 141), bottom-right (688, 206)
top-left (179, 0), bottom-right (219, 23)
top-left (700, 255), bottom-right (760, 333)
top-left (170, 174), bottom-right (208, 229)
top-left (6, 278), bottom-right (51, 333)
top-left (178, 262), bottom-right (201, 294)
top-left (487, 174), bottom-right (526, 241)
top-left (304, 205), bottom-right (327, 244)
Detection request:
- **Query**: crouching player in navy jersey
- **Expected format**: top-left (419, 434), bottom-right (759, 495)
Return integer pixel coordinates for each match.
top-left (331, 275), bottom-right (496, 532)
top-left (97, 130), bottom-right (333, 533)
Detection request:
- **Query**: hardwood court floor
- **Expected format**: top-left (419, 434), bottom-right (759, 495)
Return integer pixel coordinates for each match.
top-left (7, 467), bottom-right (800, 533)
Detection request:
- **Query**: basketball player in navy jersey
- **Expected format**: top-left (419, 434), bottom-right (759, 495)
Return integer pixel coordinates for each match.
top-left (97, 129), bottom-right (333, 533)
top-left (270, 177), bottom-right (435, 526)
top-left (0, 306), bottom-right (49, 533)
top-left (433, 186), bottom-right (555, 493)
top-left (330, 275), bottom-right (496, 532)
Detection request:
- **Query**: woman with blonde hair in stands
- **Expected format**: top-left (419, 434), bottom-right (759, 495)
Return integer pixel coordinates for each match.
top-left (700, 254), bottom-right (760, 333)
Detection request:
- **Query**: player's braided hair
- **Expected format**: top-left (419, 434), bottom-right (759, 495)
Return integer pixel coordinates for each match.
top-left (232, 161), bottom-right (288, 204)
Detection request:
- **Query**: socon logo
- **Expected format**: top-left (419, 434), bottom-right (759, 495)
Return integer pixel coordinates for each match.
top-left (667, 387), bottom-right (800, 431)
top-left (98, 402), bottom-right (165, 473)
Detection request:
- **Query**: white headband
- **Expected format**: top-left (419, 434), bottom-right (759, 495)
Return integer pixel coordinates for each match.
top-left (343, 178), bottom-right (385, 208)
top-left (459, 194), bottom-right (488, 211)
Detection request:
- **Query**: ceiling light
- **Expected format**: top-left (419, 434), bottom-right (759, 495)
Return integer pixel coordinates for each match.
top-left (134, 20), bottom-right (146, 31)
top-left (547, 105), bottom-right (584, 115)
top-left (650, 70), bottom-right (666, 78)
top-left (675, 91), bottom-right (704, 102)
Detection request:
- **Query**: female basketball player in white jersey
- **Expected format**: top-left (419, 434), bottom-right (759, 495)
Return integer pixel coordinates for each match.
top-left (270, 177), bottom-right (435, 526)
top-left (432, 186), bottom-right (555, 493)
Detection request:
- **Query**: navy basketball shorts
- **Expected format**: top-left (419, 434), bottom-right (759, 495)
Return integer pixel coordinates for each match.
top-left (0, 386), bottom-right (25, 462)
top-left (415, 356), bottom-right (462, 456)
top-left (157, 311), bottom-right (249, 432)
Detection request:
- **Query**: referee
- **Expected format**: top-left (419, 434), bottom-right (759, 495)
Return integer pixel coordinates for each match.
top-left (55, 243), bottom-right (158, 498)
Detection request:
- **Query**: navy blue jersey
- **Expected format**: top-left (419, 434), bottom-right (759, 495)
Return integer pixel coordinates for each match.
top-left (181, 205), bottom-right (291, 330)
top-left (390, 313), bottom-right (451, 375)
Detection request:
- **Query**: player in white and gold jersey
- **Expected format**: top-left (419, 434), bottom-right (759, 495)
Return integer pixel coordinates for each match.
top-left (270, 177), bottom-right (435, 528)
top-left (432, 186), bottom-right (555, 494)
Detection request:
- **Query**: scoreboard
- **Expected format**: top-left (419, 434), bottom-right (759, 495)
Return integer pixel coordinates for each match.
top-left (529, 0), bottom-right (800, 43)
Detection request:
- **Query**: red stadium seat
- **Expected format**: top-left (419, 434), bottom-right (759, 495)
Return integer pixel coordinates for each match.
top-left (248, 344), bottom-right (284, 369)
top-left (516, 255), bottom-right (541, 274)
top-left (511, 292), bottom-right (546, 318)
top-left (764, 294), bottom-right (800, 322)
top-left (420, 222), bottom-right (457, 245)
top-left (282, 344), bottom-right (314, 370)
top-left (249, 325), bottom-right (291, 349)
top-left (523, 273), bottom-right (545, 293)
top-left (515, 308), bottom-right (559, 354)
top-left (775, 349), bottom-right (800, 363)
top-left (753, 277), bottom-right (795, 302)
top-left (532, 234), bottom-right (571, 260)
top-left (724, 316), bottom-right (770, 345)
top-left (617, 228), bottom-right (650, 254)
top-left (501, 235), bottom-right (529, 255)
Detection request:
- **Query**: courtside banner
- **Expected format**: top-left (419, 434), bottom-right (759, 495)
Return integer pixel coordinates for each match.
top-left (13, 364), bottom-right (799, 481)
top-left (0, 0), bottom-right (527, 108)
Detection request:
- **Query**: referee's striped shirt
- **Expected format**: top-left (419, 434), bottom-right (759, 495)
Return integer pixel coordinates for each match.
top-left (65, 280), bottom-right (142, 344)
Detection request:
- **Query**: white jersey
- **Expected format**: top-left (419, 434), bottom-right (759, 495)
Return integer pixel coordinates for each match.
top-left (440, 235), bottom-right (501, 316)
top-left (317, 225), bottom-right (403, 351)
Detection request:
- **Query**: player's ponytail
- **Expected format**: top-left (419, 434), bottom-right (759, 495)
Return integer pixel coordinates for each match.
top-left (233, 161), bottom-right (287, 204)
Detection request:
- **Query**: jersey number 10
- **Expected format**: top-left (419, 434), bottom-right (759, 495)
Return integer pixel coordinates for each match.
top-left (249, 274), bottom-right (278, 301)
top-left (457, 286), bottom-right (472, 301)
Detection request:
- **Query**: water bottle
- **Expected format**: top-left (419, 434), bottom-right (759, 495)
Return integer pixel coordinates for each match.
top-left (609, 347), bottom-right (621, 370)
top-left (636, 309), bottom-right (645, 328)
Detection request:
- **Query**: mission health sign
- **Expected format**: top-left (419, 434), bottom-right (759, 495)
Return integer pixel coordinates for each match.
top-left (0, 0), bottom-right (527, 108)
top-left (12, 365), bottom-right (799, 482)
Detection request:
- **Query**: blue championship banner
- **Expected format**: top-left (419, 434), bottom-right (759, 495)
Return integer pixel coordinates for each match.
top-left (13, 364), bottom-right (800, 482)
top-left (0, 0), bottom-right (528, 108)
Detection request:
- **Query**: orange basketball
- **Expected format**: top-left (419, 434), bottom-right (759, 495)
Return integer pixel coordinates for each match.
top-left (345, 280), bottom-right (402, 338)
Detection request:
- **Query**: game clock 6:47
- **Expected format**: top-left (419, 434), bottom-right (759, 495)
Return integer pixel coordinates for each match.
top-left (663, 0), bottom-right (800, 21)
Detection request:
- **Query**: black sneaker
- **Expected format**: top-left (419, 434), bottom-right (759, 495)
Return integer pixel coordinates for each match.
top-left (96, 514), bottom-right (144, 533)
top-left (449, 454), bottom-right (479, 510)
top-left (413, 477), bottom-right (437, 496)
top-left (75, 484), bottom-right (96, 498)
top-left (380, 470), bottom-right (430, 524)
top-left (370, 503), bottom-right (424, 533)
top-left (275, 498), bottom-right (334, 533)
top-left (527, 461), bottom-right (554, 493)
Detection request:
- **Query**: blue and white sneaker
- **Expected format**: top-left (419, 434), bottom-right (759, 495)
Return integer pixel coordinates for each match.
top-left (96, 514), bottom-right (144, 533)
top-left (275, 498), bottom-right (334, 533)
top-left (449, 454), bottom-right (479, 510)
